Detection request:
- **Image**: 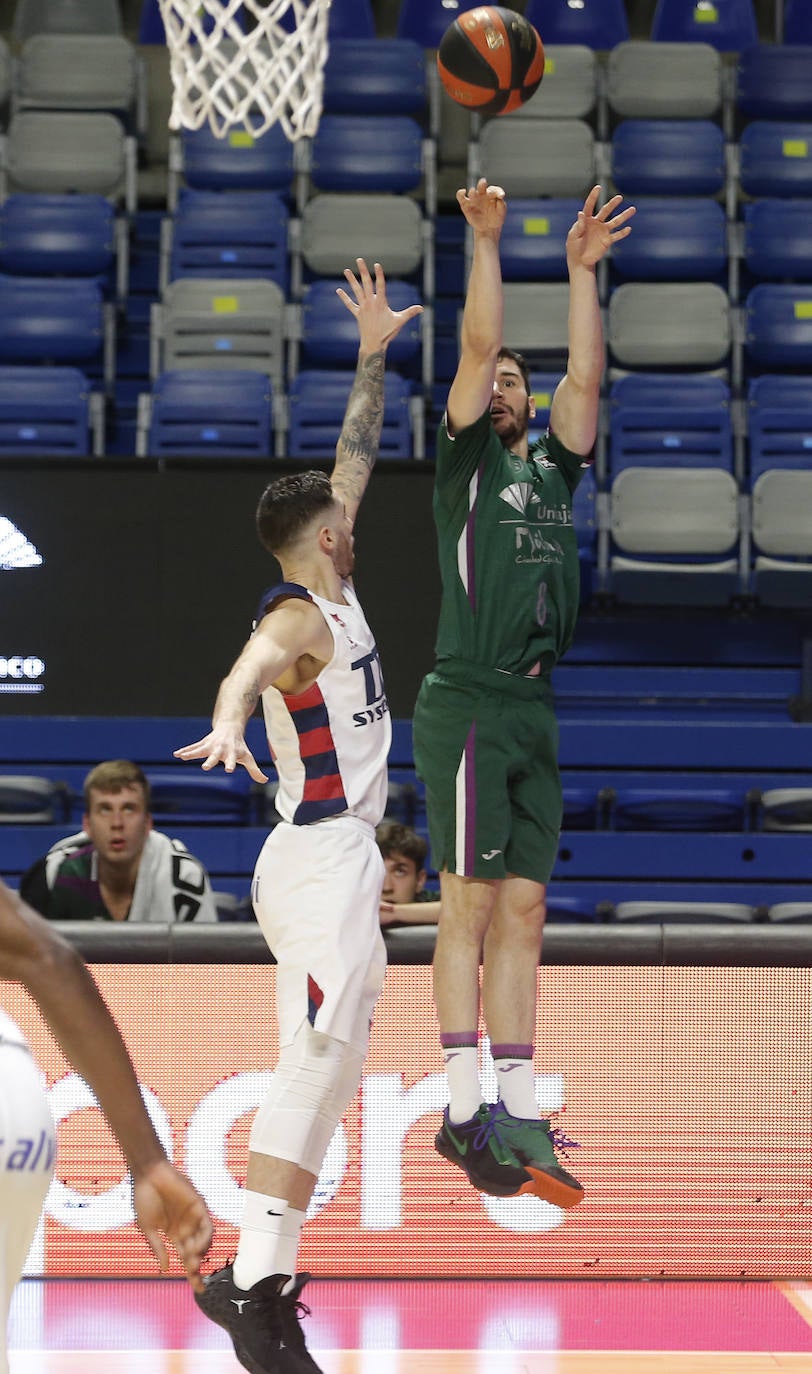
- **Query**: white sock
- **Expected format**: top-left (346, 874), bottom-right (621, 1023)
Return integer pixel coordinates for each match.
top-left (493, 1055), bottom-right (540, 1120)
top-left (442, 1044), bottom-right (482, 1124)
top-left (233, 1191), bottom-right (306, 1290)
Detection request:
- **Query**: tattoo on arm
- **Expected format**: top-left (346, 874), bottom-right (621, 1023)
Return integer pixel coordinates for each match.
top-left (334, 350), bottom-right (385, 509)
top-left (241, 679), bottom-right (260, 715)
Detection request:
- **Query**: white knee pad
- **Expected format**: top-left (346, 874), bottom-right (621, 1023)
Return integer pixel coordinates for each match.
top-left (250, 1021), bottom-right (365, 1177)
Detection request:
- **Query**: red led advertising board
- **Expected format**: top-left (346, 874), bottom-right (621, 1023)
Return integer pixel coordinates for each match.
top-left (5, 964), bottom-right (811, 1278)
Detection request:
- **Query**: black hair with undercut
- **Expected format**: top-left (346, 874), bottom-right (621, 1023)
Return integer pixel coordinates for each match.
top-left (255, 470), bottom-right (336, 556)
top-left (497, 346), bottom-right (531, 394)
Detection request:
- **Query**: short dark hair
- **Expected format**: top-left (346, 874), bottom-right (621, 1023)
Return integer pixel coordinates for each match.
top-left (256, 471), bottom-right (336, 556)
top-left (84, 760), bottom-right (150, 811)
top-left (376, 820), bottom-right (427, 869)
top-left (497, 346), bottom-right (531, 394)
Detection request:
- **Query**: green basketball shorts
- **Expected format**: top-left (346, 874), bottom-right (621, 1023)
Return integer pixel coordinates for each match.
top-left (412, 662), bottom-right (562, 884)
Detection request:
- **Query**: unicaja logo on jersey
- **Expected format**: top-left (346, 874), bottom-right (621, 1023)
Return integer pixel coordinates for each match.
top-left (499, 482), bottom-right (535, 516)
top-left (0, 517), bottom-right (42, 569)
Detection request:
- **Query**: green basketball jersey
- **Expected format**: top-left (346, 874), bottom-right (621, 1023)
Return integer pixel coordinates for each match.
top-left (432, 408), bottom-right (587, 678)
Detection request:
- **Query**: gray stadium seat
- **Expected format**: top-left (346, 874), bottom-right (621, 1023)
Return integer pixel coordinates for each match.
top-left (2, 111), bottom-right (136, 211)
top-left (150, 278), bottom-right (288, 390)
top-left (296, 193), bottom-right (428, 282)
top-left (15, 34), bottom-right (143, 133)
top-left (0, 39), bottom-right (10, 126)
top-left (608, 467), bottom-right (741, 604)
top-left (607, 41), bottom-right (723, 119)
top-left (751, 470), bottom-right (812, 607)
top-left (760, 788), bottom-right (812, 832)
top-left (766, 902), bottom-right (812, 922)
top-left (505, 45), bottom-right (599, 122)
top-left (500, 284), bottom-right (572, 368)
top-left (12, 0), bottom-right (123, 43)
top-left (608, 283), bottom-right (731, 369)
top-left (613, 901), bottom-right (755, 923)
top-left (473, 117), bottom-right (595, 198)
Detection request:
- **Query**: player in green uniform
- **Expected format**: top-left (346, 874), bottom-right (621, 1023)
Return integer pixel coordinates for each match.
top-left (413, 179), bottom-right (634, 1205)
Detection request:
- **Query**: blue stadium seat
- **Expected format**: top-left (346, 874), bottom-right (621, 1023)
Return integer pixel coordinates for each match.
top-left (396, 0), bottom-right (468, 47)
top-left (287, 369), bottom-right (417, 460)
top-left (173, 123), bottom-right (295, 204)
top-left (525, 0), bottom-right (630, 49)
top-left (321, 0), bottom-right (375, 37)
top-left (748, 375), bottom-right (812, 481)
top-left (140, 369), bottom-right (273, 458)
top-left (744, 283), bottom-right (812, 369)
top-left (611, 121), bottom-right (726, 197)
top-left (0, 194), bottom-right (116, 281)
top-left (736, 44), bottom-right (812, 120)
top-left (610, 197), bottom-right (727, 282)
top-left (165, 190), bottom-right (289, 294)
top-left (0, 275), bottom-right (105, 369)
top-left (0, 775), bottom-right (70, 824)
top-left (298, 278), bottom-right (423, 374)
top-left (609, 375), bottom-right (733, 474)
top-left (144, 767), bottom-right (255, 825)
top-left (323, 39), bottom-right (427, 116)
top-left (573, 465), bottom-right (597, 603)
top-left (609, 785), bottom-right (747, 831)
top-left (785, 0), bottom-right (812, 43)
top-left (650, 0), bottom-right (758, 49)
top-left (306, 115), bottom-right (426, 197)
top-left (499, 199), bottom-right (580, 281)
top-left (743, 200), bottom-right (812, 283)
top-left (739, 122), bottom-right (812, 198)
top-left (0, 366), bottom-right (98, 456)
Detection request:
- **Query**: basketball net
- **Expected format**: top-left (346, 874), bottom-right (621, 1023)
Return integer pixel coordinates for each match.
top-left (157, 0), bottom-right (331, 140)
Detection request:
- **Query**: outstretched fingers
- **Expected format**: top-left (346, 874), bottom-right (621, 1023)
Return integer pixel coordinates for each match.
top-left (337, 257), bottom-right (384, 314)
top-left (607, 203), bottom-right (637, 240)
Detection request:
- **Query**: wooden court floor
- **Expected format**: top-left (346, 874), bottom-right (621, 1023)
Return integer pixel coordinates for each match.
top-left (9, 1277), bottom-right (812, 1373)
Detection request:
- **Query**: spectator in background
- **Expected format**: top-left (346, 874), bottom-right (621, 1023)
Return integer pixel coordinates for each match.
top-left (20, 760), bottom-right (217, 923)
top-left (376, 820), bottom-right (440, 927)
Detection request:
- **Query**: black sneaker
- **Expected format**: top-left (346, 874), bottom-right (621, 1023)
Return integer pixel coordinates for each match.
top-left (435, 1102), bottom-right (539, 1197)
top-left (195, 1262), bottom-right (323, 1373)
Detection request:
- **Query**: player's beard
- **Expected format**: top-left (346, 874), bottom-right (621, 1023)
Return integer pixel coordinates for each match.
top-left (493, 399), bottom-right (531, 450)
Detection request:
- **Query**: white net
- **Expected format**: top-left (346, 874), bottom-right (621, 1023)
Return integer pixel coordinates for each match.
top-left (158, 0), bottom-right (331, 140)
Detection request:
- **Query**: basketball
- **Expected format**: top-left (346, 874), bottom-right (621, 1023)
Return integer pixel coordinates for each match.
top-left (437, 6), bottom-right (545, 115)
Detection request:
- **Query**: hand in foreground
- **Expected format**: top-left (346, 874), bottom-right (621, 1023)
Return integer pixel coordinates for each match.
top-left (567, 185), bottom-right (636, 269)
top-left (456, 177), bottom-right (506, 237)
top-left (133, 1159), bottom-right (213, 1293)
top-left (336, 258), bottom-right (423, 353)
top-left (173, 728), bottom-right (268, 782)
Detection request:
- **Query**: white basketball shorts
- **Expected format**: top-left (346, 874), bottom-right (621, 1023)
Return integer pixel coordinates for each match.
top-left (252, 816), bottom-right (387, 1054)
top-left (0, 1016), bottom-right (56, 1374)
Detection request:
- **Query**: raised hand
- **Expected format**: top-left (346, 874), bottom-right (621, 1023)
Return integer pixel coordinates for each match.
top-left (456, 176), bottom-right (507, 238)
top-left (336, 258), bottom-right (423, 353)
top-left (173, 727), bottom-right (268, 782)
top-left (566, 185), bottom-right (635, 270)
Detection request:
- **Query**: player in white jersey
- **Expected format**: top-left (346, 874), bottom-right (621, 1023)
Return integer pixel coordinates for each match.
top-left (174, 259), bottom-right (422, 1374)
top-left (0, 877), bottom-right (212, 1374)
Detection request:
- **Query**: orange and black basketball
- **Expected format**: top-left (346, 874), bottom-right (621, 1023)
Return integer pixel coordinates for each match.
top-left (437, 6), bottom-right (545, 115)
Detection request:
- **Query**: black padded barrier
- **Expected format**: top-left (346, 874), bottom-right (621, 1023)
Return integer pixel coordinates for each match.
top-left (50, 921), bottom-right (812, 966)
